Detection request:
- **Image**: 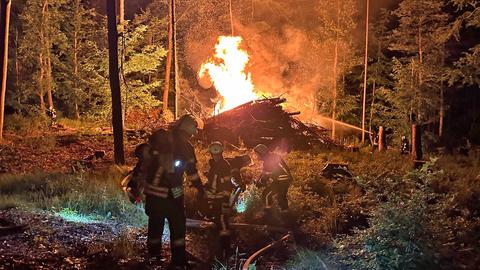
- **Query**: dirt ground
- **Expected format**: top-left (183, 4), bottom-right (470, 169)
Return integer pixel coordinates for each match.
top-left (0, 127), bottom-right (141, 174)
top-left (0, 128), bottom-right (292, 269)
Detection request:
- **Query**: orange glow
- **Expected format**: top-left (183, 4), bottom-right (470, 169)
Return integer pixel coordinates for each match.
top-left (199, 36), bottom-right (258, 113)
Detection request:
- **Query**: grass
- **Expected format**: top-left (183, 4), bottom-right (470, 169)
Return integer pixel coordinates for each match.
top-left (284, 249), bottom-right (334, 270)
top-left (4, 113), bottom-right (48, 136)
top-left (1, 140), bottom-right (478, 269)
top-left (111, 228), bottom-right (141, 259)
top-left (0, 167), bottom-right (147, 227)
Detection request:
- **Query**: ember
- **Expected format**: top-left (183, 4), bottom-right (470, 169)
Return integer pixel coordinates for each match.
top-left (200, 97), bottom-right (336, 151)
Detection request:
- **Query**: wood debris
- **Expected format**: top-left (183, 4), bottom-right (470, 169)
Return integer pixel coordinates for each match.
top-left (199, 97), bottom-right (337, 150)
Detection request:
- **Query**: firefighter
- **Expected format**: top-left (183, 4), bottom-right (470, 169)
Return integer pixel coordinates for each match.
top-left (46, 106), bottom-right (57, 126)
top-left (401, 136), bottom-right (410, 155)
top-left (226, 154), bottom-right (251, 191)
top-left (204, 141), bottom-right (238, 260)
top-left (143, 114), bottom-right (204, 269)
top-left (253, 144), bottom-right (293, 219)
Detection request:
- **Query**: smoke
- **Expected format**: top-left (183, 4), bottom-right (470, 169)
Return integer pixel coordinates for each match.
top-left (181, 0), bottom-right (397, 123)
top-left (182, 1), bottom-right (336, 120)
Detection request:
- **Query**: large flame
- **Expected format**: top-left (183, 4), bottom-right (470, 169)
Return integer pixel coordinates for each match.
top-left (199, 36), bottom-right (258, 113)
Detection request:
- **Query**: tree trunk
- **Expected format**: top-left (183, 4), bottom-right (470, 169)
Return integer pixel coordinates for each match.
top-left (368, 79), bottom-right (375, 143)
top-left (14, 28), bottom-right (18, 95)
top-left (361, 0), bottom-right (369, 144)
top-left (119, 0), bottom-right (126, 125)
top-left (38, 0), bottom-right (47, 113)
top-left (439, 46), bottom-right (445, 137)
top-left (0, 0), bottom-right (11, 141)
top-left (46, 52), bottom-right (53, 109)
top-left (378, 125), bottom-right (384, 151)
top-left (439, 87), bottom-right (443, 137)
top-left (38, 54), bottom-right (45, 112)
top-left (229, 0), bottom-right (234, 35)
top-left (331, 1), bottom-right (339, 140)
top-left (44, 0), bottom-right (53, 109)
top-left (107, 0), bottom-right (125, 165)
top-left (173, 0), bottom-right (179, 119)
top-left (162, 0), bottom-right (174, 116)
top-left (251, 0), bottom-right (254, 20)
top-left (73, 0), bottom-right (80, 119)
top-left (411, 124), bottom-right (423, 168)
top-left (119, 0), bottom-right (124, 32)
top-left (418, 18), bottom-right (423, 85)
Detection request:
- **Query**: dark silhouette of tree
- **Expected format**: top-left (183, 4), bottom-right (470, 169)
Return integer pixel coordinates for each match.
top-left (0, 0), bottom-right (11, 141)
top-left (106, 0), bottom-right (125, 164)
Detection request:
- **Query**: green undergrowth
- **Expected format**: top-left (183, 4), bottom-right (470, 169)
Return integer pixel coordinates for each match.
top-left (278, 151), bottom-right (479, 269)
top-left (0, 166), bottom-right (147, 227)
top-left (284, 249), bottom-right (335, 270)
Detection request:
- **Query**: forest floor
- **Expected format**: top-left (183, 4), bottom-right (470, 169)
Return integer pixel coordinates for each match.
top-left (1, 123), bottom-right (479, 270)
top-left (0, 126), bottom-right (292, 270)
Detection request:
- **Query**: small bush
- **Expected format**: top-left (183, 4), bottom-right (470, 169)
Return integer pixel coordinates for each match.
top-left (333, 167), bottom-right (450, 270)
top-left (284, 249), bottom-right (334, 270)
top-left (4, 113), bottom-right (48, 135)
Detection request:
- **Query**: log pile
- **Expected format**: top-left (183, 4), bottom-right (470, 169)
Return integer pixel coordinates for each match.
top-left (199, 97), bottom-right (337, 151)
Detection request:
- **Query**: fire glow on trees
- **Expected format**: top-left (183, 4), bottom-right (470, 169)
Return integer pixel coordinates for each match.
top-left (198, 36), bottom-right (258, 113)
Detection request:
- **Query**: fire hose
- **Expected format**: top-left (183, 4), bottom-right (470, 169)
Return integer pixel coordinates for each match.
top-left (241, 233), bottom-right (291, 270)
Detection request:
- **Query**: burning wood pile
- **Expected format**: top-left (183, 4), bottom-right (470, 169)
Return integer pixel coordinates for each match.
top-left (199, 97), bottom-right (337, 151)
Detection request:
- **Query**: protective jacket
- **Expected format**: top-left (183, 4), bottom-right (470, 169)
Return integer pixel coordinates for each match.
top-left (205, 158), bottom-right (234, 199)
top-left (259, 153), bottom-right (293, 185)
top-left (259, 153), bottom-right (293, 212)
top-left (142, 128), bottom-right (201, 266)
top-left (143, 129), bottom-right (201, 199)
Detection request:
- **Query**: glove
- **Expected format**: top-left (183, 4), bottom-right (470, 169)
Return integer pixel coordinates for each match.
top-left (135, 196), bottom-right (142, 204)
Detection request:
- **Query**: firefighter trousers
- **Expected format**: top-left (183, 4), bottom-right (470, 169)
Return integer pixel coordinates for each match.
top-left (262, 180), bottom-right (290, 211)
top-left (207, 197), bottom-right (231, 261)
top-left (145, 194), bottom-right (186, 266)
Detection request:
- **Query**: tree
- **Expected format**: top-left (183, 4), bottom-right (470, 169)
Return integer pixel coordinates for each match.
top-left (107, 0), bottom-right (125, 164)
top-left (447, 0), bottom-right (480, 86)
top-left (316, 0), bottom-right (357, 139)
top-left (162, 0), bottom-right (174, 116)
top-left (57, 0), bottom-right (108, 119)
top-left (19, 0), bottom-right (67, 113)
top-left (361, 0), bottom-right (370, 143)
top-left (0, 0), bottom-right (11, 141)
top-left (388, 0), bottom-right (448, 135)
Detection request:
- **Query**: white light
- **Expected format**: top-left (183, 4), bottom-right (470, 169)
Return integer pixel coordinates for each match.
top-left (174, 160), bottom-right (181, 167)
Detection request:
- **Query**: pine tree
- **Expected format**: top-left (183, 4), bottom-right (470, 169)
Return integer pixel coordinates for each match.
top-left (316, 0), bottom-right (358, 139)
top-left (447, 0), bottom-right (480, 86)
top-left (388, 0), bottom-right (448, 132)
top-left (56, 0), bottom-right (109, 119)
top-left (19, 0), bottom-right (68, 113)
top-left (121, 4), bottom-right (168, 117)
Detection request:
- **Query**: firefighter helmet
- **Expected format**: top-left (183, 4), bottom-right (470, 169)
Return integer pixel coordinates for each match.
top-left (134, 143), bottom-right (150, 159)
top-left (176, 114), bottom-right (200, 136)
top-left (253, 144), bottom-right (269, 156)
top-left (209, 141), bottom-right (224, 155)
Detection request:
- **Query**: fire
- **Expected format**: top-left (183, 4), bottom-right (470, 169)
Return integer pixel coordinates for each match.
top-left (199, 36), bottom-right (258, 113)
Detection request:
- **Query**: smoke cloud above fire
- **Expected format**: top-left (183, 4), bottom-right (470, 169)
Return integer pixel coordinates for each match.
top-left (181, 0), bottom-right (398, 122)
